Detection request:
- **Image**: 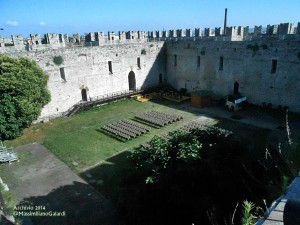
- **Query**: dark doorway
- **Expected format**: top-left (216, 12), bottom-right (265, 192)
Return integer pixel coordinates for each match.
top-left (159, 73), bottom-right (163, 84)
top-left (271, 59), bottom-right (277, 74)
top-left (108, 61), bottom-right (113, 74)
top-left (81, 89), bottom-right (87, 101)
top-left (128, 71), bottom-right (136, 91)
top-left (233, 81), bottom-right (239, 95)
top-left (219, 56), bottom-right (224, 70)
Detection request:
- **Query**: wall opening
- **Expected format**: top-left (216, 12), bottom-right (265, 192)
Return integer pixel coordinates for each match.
top-left (128, 71), bottom-right (136, 91)
top-left (174, 54), bottom-right (177, 66)
top-left (219, 56), bottom-right (224, 71)
top-left (81, 89), bottom-right (87, 101)
top-left (108, 61), bottom-right (113, 74)
top-left (35, 41), bottom-right (39, 45)
top-left (197, 56), bottom-right (201, 68)
top-left (159, 73), bottom-right (163, 84)
top-left (59, 34), bottom-right (63, 43)
top-left (60, 67), bottom-right (66, 81)
top-left (234, 81), bottom-right (239, 95)
top-left (137, 57), bottom-right (141, 69)
top-left (271, 59), bottom-right (277, 74)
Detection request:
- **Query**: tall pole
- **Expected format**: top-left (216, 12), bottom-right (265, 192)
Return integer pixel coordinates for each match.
top-left (223, 8), bottom-right (227, 36)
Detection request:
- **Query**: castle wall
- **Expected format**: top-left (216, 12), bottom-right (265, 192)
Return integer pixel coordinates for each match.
top-left (166, 40), bottom-right (300, 112)
top-left (5, 42), bottom-right (166, 120)
top-left (2, 21), bottom-right (300, 119)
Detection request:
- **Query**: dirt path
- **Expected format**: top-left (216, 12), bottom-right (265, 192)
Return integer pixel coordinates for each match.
top-left (0, 143), bottom-right (115, 225)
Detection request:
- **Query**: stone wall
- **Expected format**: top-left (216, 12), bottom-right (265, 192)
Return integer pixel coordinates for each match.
top-left (2, 33), bottom-right (300, 120)
top-left (5, 42), bottom-right (166, 120)
top-left (166, 40), bottom-right (300, 112)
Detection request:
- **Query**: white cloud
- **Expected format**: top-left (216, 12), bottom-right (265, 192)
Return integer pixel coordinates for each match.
top-left (39, 21), bottom-right (46, 26)
top-left (6, 21), bottom-right (18, 26)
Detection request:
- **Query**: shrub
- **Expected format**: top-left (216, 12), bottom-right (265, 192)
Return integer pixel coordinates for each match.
top-left (53, 56), bottom-right (63, 65)
top-left (247, 43), bottom-right (259, 52)
top-left (0, 55), bottom-right (50, 140)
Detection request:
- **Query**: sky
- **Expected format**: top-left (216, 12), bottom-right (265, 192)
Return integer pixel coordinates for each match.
top-left (1, 0), bottom-right (300, 38)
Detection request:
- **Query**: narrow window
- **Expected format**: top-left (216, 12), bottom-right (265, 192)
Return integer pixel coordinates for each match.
top-left (271, 59), bottom-right (277, 74)
top-left (174, 54), bottom-right (177, 66)
top-left (60, 67), bottom-right (66, 81)
top-left (197, 56), bottom-right (201, 68)
top-left (137, 57), bottom-right (141, 69)
top-left (159, 73), bottom-right (163, 84)
top-left (108, 61), bottom-right (113, 74)
top-left (219, 56), bottom-right (223, 71)
top-left (35, 41), bottom-right (39, 45)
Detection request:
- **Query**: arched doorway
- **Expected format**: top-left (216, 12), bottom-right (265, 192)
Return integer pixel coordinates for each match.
top-left (159, 73), bottom-right (163, 84)
top-left (128, 71), bottom-right (136, 91)
top-left (233, 81), bottom-right (239, 95)
top-left (81, 88), bottom-right (87, 101)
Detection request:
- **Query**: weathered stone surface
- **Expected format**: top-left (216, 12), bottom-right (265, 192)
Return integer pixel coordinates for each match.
top-left (4, 42), bottom-right (166, 120)
top-left (166, 40), bottom-right (300, 112)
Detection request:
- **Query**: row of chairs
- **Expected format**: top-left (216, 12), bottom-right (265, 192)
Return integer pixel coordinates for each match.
top-left (148, 110), bottom-right (183, 122)
top-left (102, 125), bottom-right (131, 140)
top-left (101, 120), bottom-right (151, 141)
top-left (0, 141), bottom-right (18, 163)
top-left (135, 110), bottom-right (183, 127)
top-left (116, 120), bottom-right (151, 134)
top-left (180, 121), bottom-right (205, 132)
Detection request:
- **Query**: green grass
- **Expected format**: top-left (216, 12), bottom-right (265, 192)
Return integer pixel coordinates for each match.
top-left (1, 98), bottom-right (274, 224)
top-left (4, 99), bottom-right (200, 171)
top-left (3, 98), bottom-right (271, 174)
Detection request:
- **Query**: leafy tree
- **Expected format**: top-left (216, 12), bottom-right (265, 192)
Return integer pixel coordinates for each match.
top-left (0, 55), bottom-right (50, 140)
top-left (118, 126), bottom-right (287, 225)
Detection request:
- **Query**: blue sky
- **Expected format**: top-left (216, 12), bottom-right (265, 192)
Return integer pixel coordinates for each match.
top-left (1, 0), bottom-right (299, 38)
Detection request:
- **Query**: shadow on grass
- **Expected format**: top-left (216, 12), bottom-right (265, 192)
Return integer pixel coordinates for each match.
top-left (78, 127), bottom-right (287, 225)
top-left (16, 181), bottom-right (115, 225)
top-left (80, 150), bottom-right (133, 200)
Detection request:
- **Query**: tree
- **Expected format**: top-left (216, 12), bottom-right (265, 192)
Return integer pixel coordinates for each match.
top-left (119, 126), bottom-right (287, 225)
top-left (0, 55), bottom-right (50, 140)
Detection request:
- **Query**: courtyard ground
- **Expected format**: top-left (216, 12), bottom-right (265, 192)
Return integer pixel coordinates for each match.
top-left (0, 144), bottom-right (114, 225)
top-left (1, 98), bottom-right (299, 224)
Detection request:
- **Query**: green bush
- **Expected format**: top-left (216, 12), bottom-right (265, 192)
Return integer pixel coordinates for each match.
top-left (0, 55), bottom-right (50, 140)
top-left (0, 183), bottom-right (14, 216)
top-left (242, 201), bottom-right (256, 225)
top-left (261, 44), bottom-right (268, 50)
top-left (247, 43), bottom-right (259, 52)
top-left (53, 56), bottom-right (63, 65)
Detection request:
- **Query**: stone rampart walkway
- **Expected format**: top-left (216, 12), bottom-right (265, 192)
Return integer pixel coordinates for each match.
top-left (255, 175), bottom-right (300, 225)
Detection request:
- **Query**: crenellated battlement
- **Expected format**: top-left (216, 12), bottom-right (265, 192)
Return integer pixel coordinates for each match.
top-left (0, 22), bottom-right (300, 53)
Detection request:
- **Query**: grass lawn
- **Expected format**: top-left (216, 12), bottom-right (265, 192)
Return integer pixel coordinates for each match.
top-left (3, 97), bottom-right (271, 174)
top-left (4, 98), bottom-right (206, 171)
top-left (1, 98), bottom-right (275, 224)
